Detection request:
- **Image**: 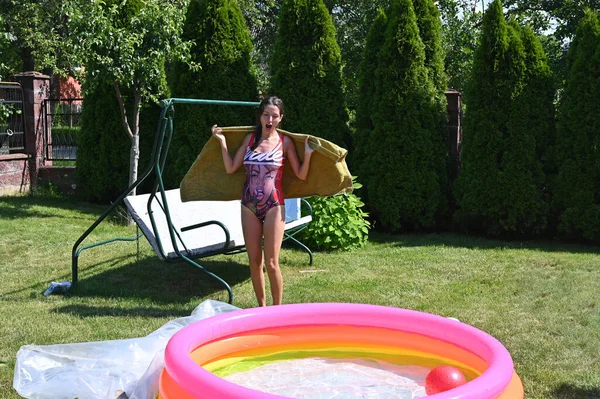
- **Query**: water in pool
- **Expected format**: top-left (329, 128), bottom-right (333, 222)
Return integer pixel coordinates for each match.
top-left (221, 357), bottom-right (428, 398)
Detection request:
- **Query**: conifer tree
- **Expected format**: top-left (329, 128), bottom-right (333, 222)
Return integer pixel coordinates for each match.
top-left (553, 9), bottom-right (600, 242)
top-left (167, 0), bottom-right (259, 188)
top-left (455, 0), bottom-right (555, 237)
top-left (454, 0), bottom-right (523, 235)
top-left (271, 0), bottom-right (368, 250)
top-left (497, 23), bottom-right (554, 237)
top-left (412, 0), bottom-right (447, 93)
top-left (77, 81), bottom-right (132, 202)
top-left (412, 0), bottom-right (450, 225)
top-left (270, 0), bottom-right (349, 147)
top-left (352, 7), bottom-right (387, 189)
top-left (366, 0), bottom-right (443, 231)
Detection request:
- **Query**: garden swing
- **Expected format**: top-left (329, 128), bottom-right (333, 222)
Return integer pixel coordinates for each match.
top-left (71, 98), bottom-right (316, 304)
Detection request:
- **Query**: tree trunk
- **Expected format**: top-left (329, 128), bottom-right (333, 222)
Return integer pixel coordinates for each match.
top-left (130, 133), bottom-right (139, 196)
top-left (129, 89), bottom-right (142, 195)
top-left (113, 81), bottom-right (142, 196)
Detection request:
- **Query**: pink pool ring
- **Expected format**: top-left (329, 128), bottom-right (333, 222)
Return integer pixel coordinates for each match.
top-left (159, 303), bottom-right (524, 398)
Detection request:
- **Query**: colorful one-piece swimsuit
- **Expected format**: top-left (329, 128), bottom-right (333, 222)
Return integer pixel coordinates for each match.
top-left (242, 133), bottom-right (285, 222)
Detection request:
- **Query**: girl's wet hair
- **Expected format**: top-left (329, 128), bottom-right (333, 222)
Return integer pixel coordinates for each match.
top-left (252, 96), bottom-right (284, 150)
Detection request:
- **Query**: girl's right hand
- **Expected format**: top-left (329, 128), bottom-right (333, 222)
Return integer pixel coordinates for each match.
top-left (212, 124), bottom-right (225, 144)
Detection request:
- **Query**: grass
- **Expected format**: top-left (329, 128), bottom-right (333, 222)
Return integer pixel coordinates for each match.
top-left (1, 194), bottom-right (600, 398)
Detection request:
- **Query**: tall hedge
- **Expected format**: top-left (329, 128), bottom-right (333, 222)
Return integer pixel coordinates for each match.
top-left (270, 0), bottom-right (349, 147)
top-left (167, 0), bottom-right (258, 188)
top-left (365, 0), bottom-right (445, 232)
top-left (553, 10), bottom-right (600, 242)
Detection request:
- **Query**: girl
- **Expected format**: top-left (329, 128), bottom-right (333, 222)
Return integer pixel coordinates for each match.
top-left (212, 96), bottom-right (314, 306)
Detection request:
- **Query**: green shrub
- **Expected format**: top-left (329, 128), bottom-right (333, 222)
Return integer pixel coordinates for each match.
top-left (301, 178), bottom-right (370, 251)
top-left (51, 126), bottom-right (80, 142)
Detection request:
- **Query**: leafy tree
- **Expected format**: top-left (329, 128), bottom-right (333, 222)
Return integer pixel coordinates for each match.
top-left (326, 0), bottom-right (387, 108)
top-left (502, 0), bottom-right (599, 83)
top-left (167, 0), bottom-right (259, 188)
top-left (237, 0), bottom-right (388, 108)
top-left (517, 23), bottom-right (557, 177)
top-left (0, 15), bottom-right (21, 80)
top-left (67, 0), bottom-right (191, 196)
top-left (237, 0), bottom-right (280, 89)
top-left (75, 0), bottom-right (145, 202)
top-left (270, 0), bottom-right (349, 147)
top-left (0, 0), bottom-right (71, 74)
top-left (366, 0), bottom-right (445, 232)
top-left (437, 0), bottom-right (481, 91)
top-left (553, 9), bottom-right (600, 242)
top-left (503, 0), bottom-right (600, 42)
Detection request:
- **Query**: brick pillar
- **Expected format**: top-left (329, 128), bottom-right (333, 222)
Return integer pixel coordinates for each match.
top-left (14, 71), bottom-right (51, 181)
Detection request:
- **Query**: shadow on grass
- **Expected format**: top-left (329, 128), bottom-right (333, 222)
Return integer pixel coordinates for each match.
top-left (551, 384), bottom-right (600, 399)
top-left (0, 195), bottom-right (121, 221)
top-left (53, 304), bottom-right (194, 319)
top-left (367, 231), bottom-right (600, 255)
top-left (69, 255), bottom-right (250, 305)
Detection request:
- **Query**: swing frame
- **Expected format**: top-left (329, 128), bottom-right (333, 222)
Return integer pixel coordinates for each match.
top-left (71, 98), bottom-right (313, 304)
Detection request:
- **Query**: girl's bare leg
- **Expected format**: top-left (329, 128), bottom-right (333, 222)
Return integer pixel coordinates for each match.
top-left (263, 205), bottom-right (286, 305)
top-left (242, 206), bottom-right (266, 306)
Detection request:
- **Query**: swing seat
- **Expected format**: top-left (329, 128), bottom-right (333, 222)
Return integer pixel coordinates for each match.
top-left (124, 189), bottom-right (313, 263)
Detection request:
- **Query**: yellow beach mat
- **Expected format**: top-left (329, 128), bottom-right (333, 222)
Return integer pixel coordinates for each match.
top-left (180, 126), bottom-right (353, 202)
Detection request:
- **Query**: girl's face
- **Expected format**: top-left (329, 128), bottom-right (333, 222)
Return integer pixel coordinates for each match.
top-left (249, 164), bottom-right (277, 207)
top-left (260, 105), bottom-right (283, 134)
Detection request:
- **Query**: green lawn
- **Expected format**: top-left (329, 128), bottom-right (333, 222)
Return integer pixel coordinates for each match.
top-left (1, 195), bottom-right (599, 398)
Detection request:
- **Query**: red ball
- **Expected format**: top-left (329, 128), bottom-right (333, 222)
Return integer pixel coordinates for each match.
top-left (425, 365), bottom-right (468, 395)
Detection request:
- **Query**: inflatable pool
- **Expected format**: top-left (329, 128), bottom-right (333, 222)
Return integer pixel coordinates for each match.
top-left (158, 303), bottom-right (524, 398)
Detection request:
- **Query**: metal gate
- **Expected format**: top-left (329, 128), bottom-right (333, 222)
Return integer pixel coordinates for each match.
top-left (43, 98), bottom-right (83, 161)
top-left (0, 82), bottom-right (25, 155)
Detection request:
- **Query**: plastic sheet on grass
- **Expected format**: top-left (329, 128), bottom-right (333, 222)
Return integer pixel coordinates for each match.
top-left (13, 300), bottom-right (240, 399)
